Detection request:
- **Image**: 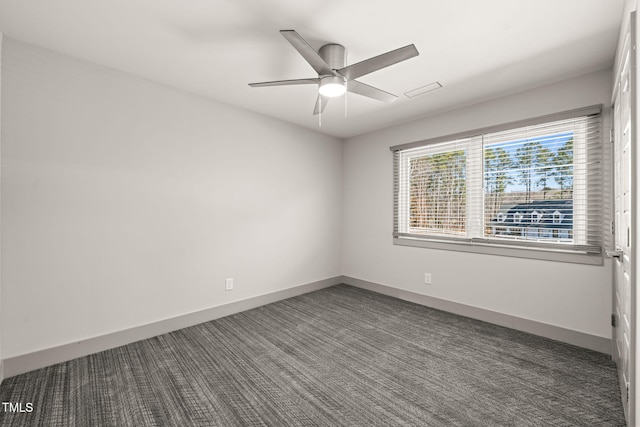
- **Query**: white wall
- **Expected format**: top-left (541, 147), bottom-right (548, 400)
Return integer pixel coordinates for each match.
top-left (342, 69), bottom-right (613, 339)
top-left (627, 2), bottom-right (640, 422)
top-left (634, 8), bottom-right (640, 423)
top-left (0, 31), bottom-right (4, 383)
top-left (0, 35), bottom-right (618, 363)
top-left (1, 38), bottom-right (343, 358)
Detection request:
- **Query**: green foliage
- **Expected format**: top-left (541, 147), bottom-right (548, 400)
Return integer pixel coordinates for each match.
top-left (484, 136), bottom-right (574, 200)
top-left (535, 146), bottom-right (554, 196)
top-left (549, 137), bottom-right (573, 198)
top-left (482, 135), bottom-right (574, 227)
top-left (514, 141), bottom-right (541, 202)
top-left (409, 134), bottom-right (575, 235)
top-left (484, 147), bottom-right (514, 193)
top-left (409, 150), bottom-right (466, 233)
top-left (484, 146), bottom-right (515, 218)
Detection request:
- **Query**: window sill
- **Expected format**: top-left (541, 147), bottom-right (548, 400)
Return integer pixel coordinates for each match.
top-left (393, 236), bottom-right (603, 265)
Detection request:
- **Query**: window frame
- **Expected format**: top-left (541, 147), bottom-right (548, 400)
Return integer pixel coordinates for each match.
top-left (390, 105), bottom-right (606, 265)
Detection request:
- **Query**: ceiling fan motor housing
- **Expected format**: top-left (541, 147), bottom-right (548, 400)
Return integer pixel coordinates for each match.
top-left (318, 44), bottom-right (347, 97)
top-left (318, 44), bottom-right (346, 72)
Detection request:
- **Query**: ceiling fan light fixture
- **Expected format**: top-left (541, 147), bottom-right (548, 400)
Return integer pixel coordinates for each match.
top-left (249, 30), bottom-right (420, 116)
top-left (319, 75), bottom-right (346, 98)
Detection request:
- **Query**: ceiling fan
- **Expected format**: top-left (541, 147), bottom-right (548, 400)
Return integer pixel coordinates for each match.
top-left (249, 30), bottom-right (419, 115)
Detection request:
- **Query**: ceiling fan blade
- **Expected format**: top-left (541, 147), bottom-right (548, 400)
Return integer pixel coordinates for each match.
top-left (313, 94), bottom-right (330, 115)
top-left (347, 80), bottom-right (397, 103)
top-left (249, 78), bottom-right (319, 87)
top-left (337, 44), bottom-right (419, 81)
top-left (280, 30), bottom-right (334, 76)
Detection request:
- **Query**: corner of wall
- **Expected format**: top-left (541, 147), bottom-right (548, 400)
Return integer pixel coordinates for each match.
top-left (0, 30), bottom-right (4, 387)
top-left (2, 277), bottom-right (341, 378)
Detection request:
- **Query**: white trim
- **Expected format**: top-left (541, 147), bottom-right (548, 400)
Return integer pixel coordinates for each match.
top-left (341, 275), bottom-right (612, 355)
top-left (0, 30), bottom-right (4, 388)
top-left (630, 9), bottom-right (639, 426)
top-left (393, 236), bottom-right (604, 265)
top-left (392, 108), bottom-right (604, 263)
top-left (390, 105), bottom-right (602, 152)
top-left (2, 277), bottom-right (341, 378)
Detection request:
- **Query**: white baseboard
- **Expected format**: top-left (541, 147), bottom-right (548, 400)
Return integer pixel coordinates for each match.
top-left (3, 277), bottom-right (341, 378)
top-left (341, 275), bottom-right (612, 355)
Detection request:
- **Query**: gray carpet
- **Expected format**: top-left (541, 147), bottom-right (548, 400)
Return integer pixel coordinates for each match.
top-left (0, 284), bottom-right (625, 426)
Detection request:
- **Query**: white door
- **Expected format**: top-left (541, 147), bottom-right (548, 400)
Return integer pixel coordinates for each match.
top-left (612, 14), bottom-right (635, 424)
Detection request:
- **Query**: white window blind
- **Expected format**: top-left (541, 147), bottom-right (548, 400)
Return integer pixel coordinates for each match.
top-left (392, 106), bottom-right (605, 260)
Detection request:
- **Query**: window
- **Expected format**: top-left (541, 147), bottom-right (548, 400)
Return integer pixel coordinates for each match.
top-left (391, 106), bottom-right (606, 264)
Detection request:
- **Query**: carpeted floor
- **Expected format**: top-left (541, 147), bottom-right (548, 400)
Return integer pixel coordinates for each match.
top-left (0, 284), bottom-right (626, 426)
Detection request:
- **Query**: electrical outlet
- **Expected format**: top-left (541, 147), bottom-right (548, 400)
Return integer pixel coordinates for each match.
top-left (225, 278), bottom-right (234, 291)
top-left (424, 273), bottom-right (432, 285)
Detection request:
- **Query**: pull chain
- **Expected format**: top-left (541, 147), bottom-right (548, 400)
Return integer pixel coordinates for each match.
top-left (344, 81), bottom-right (348, 120)
top-left (344, 51), bottom-right (348, 120)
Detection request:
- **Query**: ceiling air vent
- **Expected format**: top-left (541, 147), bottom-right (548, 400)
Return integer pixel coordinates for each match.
top-left (404, 81), bottom-right (442, 98)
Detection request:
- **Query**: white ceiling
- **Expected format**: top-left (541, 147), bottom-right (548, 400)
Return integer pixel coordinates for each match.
top-left (0, 0), bottom-right (627, 139)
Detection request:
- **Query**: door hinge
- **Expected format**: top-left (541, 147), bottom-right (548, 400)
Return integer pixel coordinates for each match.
top-left (627, 383), bottom-right (630, 403)
top-left (610, 128), bottom-right (615, 143)
top-left (611, 314), bottom-right (617, 328)
top-left (611, 220), bottom-right (615, 235)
